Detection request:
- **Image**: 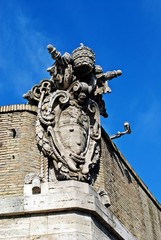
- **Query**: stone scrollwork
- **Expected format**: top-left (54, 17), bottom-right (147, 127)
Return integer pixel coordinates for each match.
top-left (24, 43), bottom-right (122, 183)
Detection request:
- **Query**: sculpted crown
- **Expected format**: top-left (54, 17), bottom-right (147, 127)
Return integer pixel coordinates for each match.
top-left (72, 43), bottom-right (95, 75)
top-left (72, 43), bottom-right (95, 61)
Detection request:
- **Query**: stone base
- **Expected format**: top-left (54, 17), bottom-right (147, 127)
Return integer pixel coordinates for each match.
top-left (0, 181), bottom-right (136, 240)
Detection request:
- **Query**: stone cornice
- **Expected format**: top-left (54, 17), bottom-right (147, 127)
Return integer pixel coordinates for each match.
top-left (0, 181), bottom-right (137, 240)
top-left (0, 104), bottom-right (37, 113)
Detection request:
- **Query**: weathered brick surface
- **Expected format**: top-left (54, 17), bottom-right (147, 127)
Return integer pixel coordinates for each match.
top-left (93, 129), bottom-right (161, 240)
top-left (0, 105), bottom-right (40, 196)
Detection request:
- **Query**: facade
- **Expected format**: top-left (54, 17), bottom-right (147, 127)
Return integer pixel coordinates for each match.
top-left (0, 44), bottom-right (161, 239)
top-left (0, 105), bottom-right (160, 239)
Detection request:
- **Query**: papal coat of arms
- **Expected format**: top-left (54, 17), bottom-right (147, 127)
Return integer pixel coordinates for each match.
top-left (24, 43), bottom-right (122, 183)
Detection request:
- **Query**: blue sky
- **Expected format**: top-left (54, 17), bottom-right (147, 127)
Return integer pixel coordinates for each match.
top-left (0, 0), bottom-right (161, 202)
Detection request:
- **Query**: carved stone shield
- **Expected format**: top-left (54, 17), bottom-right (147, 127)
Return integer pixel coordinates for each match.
top-left (36, 89), bottom-right (101, 182)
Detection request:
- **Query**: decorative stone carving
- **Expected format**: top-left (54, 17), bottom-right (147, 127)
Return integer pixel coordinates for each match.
top-left (24, 43), bottom-right (122, 183)
top-left (24, 173), bottom-right (42, 194)
top-left (98, 189), bottom-right (111, 207)
top-left (24, 173), bottom-right (38, 184)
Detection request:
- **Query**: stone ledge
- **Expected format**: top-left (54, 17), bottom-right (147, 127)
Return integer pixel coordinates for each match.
top-left (0, 180), bottom-right (136, 240)
top-left (0, 104), bottom-right (37, 113)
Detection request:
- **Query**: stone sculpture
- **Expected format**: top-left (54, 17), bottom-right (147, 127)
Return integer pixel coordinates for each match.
top-left (24, 43), bottom-right (122, 183)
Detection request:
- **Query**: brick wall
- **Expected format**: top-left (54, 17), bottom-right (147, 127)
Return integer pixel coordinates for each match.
top-left (94, 129), bottom-right (161, 240)
top-left (0, 105), bottom-right (41, 196)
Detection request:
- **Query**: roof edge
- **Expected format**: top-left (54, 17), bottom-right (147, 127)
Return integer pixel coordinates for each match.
top-left (0, 104), bottom-right (37, 113)
top-left (101, 127), bottom-right (161, 210)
